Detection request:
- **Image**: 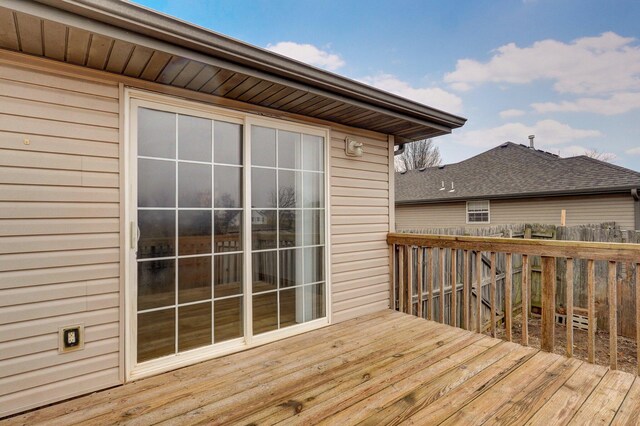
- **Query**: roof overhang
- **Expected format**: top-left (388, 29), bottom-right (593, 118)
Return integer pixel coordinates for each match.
top-left (396, 186), bottom-right (640, 206)
top-left (0, 0), bottom-right (466, 141)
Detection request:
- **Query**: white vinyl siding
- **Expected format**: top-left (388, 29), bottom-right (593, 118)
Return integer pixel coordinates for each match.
top-left (331, 130), bottom-right (390, 323)
top-left (0, 62), bottom-right (121, 416)
top-left (396, 194), bottom-right (636, 231)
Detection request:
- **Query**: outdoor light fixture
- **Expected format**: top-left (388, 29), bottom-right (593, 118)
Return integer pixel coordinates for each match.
top-left (345, 137), bottom-right (364, 157)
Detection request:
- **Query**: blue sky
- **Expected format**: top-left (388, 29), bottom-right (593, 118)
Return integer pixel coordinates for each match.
top-left (135, 0), bottom-right (640, 170)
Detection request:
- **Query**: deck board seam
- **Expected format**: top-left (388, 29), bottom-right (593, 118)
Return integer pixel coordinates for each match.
top-left (367, 342), bottom-right (538, 425)
top-left (515, 358), bottom-right (586, 424)
top-left (406, 347), bottom-right (540, 424)
top-left (563, 368), bottom-right (608, 424)
top-left (314, 335), bottom-right (505, 425)
top-left (132, 316), bottom-right (451, 424)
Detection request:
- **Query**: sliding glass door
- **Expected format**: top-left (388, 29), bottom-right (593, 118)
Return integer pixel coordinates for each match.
top-left (129, 94), bottom-right (327, 371)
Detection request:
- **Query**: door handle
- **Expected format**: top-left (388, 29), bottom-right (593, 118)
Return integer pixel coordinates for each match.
top-left (130, 221), bottom-right (138, 250)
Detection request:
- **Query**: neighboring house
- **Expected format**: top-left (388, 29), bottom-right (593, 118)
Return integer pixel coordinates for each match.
top-left (395, 142), bottom-right (640, 231)
top-left (0, 0), bottom-right (465, 418)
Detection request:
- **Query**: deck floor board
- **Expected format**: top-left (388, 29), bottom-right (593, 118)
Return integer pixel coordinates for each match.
top-left (2, 310), bottom-right (638, 425)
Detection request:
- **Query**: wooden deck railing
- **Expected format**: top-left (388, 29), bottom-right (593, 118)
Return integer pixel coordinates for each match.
top-left (388, 232), bottom-right (640, 373)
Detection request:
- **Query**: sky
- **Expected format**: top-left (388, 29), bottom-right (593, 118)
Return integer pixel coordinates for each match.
top-left (135, 0), bottom-right (640, 171)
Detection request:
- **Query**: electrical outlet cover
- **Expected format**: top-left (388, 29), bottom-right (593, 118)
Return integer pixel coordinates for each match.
top-left (59, 324), bottom-right (85, 353)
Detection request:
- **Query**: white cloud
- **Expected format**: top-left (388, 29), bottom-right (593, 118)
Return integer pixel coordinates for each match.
top-left (499, 109), bottom-right (526, 118)
top-left (266, 41), bottom-right (345, 71)
top-left (452, 119), bottom-right (602, 148)
top-left (627, 147), bottom-right (640, 155)
top-left (532, 92), bottom-right (640, 115)
top-left (359, 73), bottom-right (463, 114)
top-left (444, 32), bottom-right (640, 95)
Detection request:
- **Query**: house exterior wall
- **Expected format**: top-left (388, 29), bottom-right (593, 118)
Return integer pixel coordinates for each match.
top-left (0, 62), bottom-right (122, 416)
top-left (330, 131), bottom-right (390, 322)
top-left (396, 194), bottom-right (636, 231)
top-left (0, 55), bottom-right (391, 416)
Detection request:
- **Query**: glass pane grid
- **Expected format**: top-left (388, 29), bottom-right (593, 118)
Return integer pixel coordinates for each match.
top-left (251, 126), bottom-right (326, 335)
top-left (136, 109), bottom-right (327, 363)
top-left (137, 109), bottom-right (244, 361)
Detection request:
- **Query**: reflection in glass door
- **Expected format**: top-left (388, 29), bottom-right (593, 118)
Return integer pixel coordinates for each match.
top-left (251, 125), bottom-right (326, 335)
top-left (135, 107), bottom-right (244, 363)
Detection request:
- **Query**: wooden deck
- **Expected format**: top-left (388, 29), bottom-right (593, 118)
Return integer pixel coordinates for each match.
top-left (4, 310), bottom-right (640, 425)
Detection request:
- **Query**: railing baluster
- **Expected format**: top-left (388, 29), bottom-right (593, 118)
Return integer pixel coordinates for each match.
top-left (609, 260), bottom-right (617, 370)
top-left (463, 250), bottom-right (470, 330)
top-left (398, 245), bottom-right (404, 313)
top-left (451, 249), bottom-right (457, 328)
top-left (407, 246), bottom-right (413, 315)
top-left (587, 259), bottom-right (595, 363)
top-left (505, 252), bottom-right (513, 342)
top-left (390, 244), bottom-right (396, 312)
top-left (522, 254), bottom-right (529, 346)
top-left (439, 248), bottom-right (445, 324)
top-left (490, 252), bottom-right (497, 338)
top-left (566, 258), bottom-right (574, 358)
top-left (541, 256), bottom-right (556, 352)
top-left (476, 251), bottom-right (482, 333)
top-left (427, 247), bottom-right (434, 321)
top-left (417, 248), bottom-right (423, 319)
top-left (636, 262), bottom-right (640, 376)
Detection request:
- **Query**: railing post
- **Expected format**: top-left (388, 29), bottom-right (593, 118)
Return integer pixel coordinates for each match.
top-left (439, 248), bottom-right (445, 324)
top-left (398, 245), bottom-right (404, 313)
top-left (417, 248), bottom-right (423, 319)
top-left (407, 246), bottom-right (413, 315)
top-left (427, 247), bottom-right (434, 321)
top-left (522, 254), bottom-right (529, 346)
top-left (609, 260), bottom-right (617, 370)
top-left (541, 256), bottom-right (556, 352)
top-left (490, 252), bottom-right (497, 338)
top-left (389, 244), bottom-right (396, 311)
top-left (505, 253), bottom-right (513, 342)
top-left (566, 258), bottom-right (574, 358)
top-left (587, 259), bottom-right (595, 363)
top-left (476, 251), bottom-right (482, 333)
top-left (451, 249), bottom-right (458, 328)
top-left (463, 250), bottom-right (470, 330)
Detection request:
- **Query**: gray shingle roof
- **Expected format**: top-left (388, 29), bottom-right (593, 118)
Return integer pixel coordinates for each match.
top-left (395, 142), bottom-right (640, 204)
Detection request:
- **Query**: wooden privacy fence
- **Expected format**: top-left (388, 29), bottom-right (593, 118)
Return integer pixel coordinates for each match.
top-left (388, 233), bottom-right (640, 373)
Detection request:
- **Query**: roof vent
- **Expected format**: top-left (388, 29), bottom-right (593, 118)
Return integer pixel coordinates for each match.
top-left (438, 165), bottom-right (445, 169)
top-left (418, 166), bottom-right (426, 172)
top-left (501, 143), bottom-right (508, 148)
top-left (528, 134), bottom-right (535, 149)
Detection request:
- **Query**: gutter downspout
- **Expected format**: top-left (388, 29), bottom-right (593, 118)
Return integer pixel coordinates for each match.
top-left (632, 188), bottom-right (640, 231)
top-left (394, 143), bottom-right (406, 156)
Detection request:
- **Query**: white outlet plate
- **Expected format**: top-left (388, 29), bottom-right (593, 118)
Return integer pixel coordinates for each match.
top-left (58, 324), bottom-right (85, 353)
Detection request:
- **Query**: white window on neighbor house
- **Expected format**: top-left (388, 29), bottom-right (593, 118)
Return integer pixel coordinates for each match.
top-left (467, 200), bottom-right (490, 223)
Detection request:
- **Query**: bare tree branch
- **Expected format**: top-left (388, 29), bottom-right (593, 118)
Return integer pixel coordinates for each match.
top-left (583, 149), bottom-right (615, 163)
top-left (394, 139), bottom-right (442, 172)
